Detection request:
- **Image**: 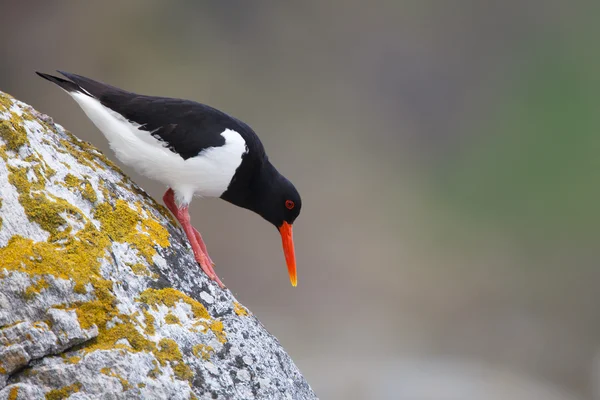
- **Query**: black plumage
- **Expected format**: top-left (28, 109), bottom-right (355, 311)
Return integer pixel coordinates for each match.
top-left (37, 70), bottom-right (302, 287)
top-left (37, 71), bottom-right (262, 161)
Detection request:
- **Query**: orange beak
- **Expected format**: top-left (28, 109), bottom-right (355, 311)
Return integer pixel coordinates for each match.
top-left (278, 222), bottom-right (297, 286)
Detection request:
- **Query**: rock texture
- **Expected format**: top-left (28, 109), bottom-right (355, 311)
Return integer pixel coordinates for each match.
top-left (0, 91), bottom-right (316, 400)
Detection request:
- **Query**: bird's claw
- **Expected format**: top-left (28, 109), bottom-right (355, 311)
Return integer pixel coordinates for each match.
top-left (195, 253), bottom-right (225, 288)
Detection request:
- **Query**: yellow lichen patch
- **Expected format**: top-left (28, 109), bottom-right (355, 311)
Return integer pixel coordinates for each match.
top-left (64, 356), bottom-right (81, 364)
top-left (0, 102), bottom-right (29, 151)
top-left (57, 139), bottom-right (102, 171)
top-left (7, 162), bottom-right (86, 242)
top-left (138, 288), bottom-right (211, 321)
top-left (73, 282), bottom-right (87, 294)
top-left (128, 263), bottom-right (150, 277)
top-left (65, 131), bottom-right (122, 172)
top-left (156, 338), bottom-right (193, 382)
top-left (62, 173), bottom-right (97, 204)
top-left (164, 313), bottom-right (180, 325)
top-left (81, 181), bottom-right (97, 203)
top-left (0, 92), bottom-right (15, 110)
top-left (93, 200), bottom-right (170, 263)
top-left (45, 382), bottom-right (81, 400)
top-left (142, 310), bottom-right (156, 335)
top-left (8, 386), bottom-right (18, 400)
top-left (209, 321), bottom-right (226, 344)
top-left (233, 302), bottom-right (249, 317)
top-left (192, 344), bottom-right (214, 360)
top-left (147, 359), bottom-right (160, 379)
top-left (100, 367), bottom-right (132, 391)
top-left (23, 276), bottom-right (50, 300)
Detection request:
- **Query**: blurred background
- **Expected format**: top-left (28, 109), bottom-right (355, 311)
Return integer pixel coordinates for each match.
top-left (1, 1), bottom-right (599, 399)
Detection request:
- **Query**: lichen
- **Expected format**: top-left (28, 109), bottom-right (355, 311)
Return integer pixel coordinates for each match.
top-left (73, 282), bottom-right (87, 294)
top-left (156, 338), bottom-right (193, 382)
top-left (0, 101), bottom-right (242, 389)
top-left (64, 356), bottom-right (81, 364)
top-left (62, 173), bottom-right (97, 204)
top-left (128, 262), bottom-right (152, 277)
top-left (138, 288), bottom-right (210, 321)
top-left (233, 302), bottom-right (249, 317)
top-left (93, 200), bottom-right (170, 263)
top-left (8, 162), bottom-right (85, 242)
top-left (192, 344), bottom-right (214, 360)
top-left (45, 382), bottom-right (81, 400)
top-left (0, 93), bottom-right (30, 151)
top-left (23, 276), bottom-right (50, 299)
top-left (147, 359), bottom-right (160, 378)
top-left (100, 367), bottom-right (132, 391)
top-left (81, 180), bottom-right (97, 203)
top-left (8, 386), bottom-right (18, 400)
top-left (164, 313), bottom-right (180, 325)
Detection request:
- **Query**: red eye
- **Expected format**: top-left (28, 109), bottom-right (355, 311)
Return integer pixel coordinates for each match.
top-left (285, 200), bottom-right (295, 210)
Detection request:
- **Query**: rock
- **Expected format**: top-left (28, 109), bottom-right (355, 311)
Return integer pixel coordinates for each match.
top-left (0, 91), bottom-right (316, 399)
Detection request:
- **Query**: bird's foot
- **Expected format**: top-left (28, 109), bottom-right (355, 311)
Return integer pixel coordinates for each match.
top-left (193, 227), bottom-right (214, 266)
top-left (194, 248), bottom-right (225, 289)
top-left (164, 189), bottom-right (225, 289)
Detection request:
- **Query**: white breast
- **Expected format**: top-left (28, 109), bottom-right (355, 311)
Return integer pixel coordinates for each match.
top-left (69, 92), bottom-right (247, 205)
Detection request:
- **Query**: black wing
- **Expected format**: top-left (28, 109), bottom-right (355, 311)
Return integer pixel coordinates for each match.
top-left (38, 71), bottom-right (260, 160)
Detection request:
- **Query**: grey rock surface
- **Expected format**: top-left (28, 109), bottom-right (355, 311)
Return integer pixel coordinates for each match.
top-left (0, 91), bottom-right (316, 400)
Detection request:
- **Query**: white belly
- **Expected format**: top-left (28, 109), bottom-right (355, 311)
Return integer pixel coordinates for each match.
top-left (69, 92), bottom-right (247, 204)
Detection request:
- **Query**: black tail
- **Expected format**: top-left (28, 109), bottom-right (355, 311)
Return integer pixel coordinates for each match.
top-left (35, 71), bottom-right (84, 94)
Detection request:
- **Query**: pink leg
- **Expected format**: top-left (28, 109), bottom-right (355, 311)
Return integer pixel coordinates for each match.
top-left (163, 189), bottom-right (224, 288)
top-left (163, 189), bottom-right (214, 265)
top-left (193, 228), bottom-right (214, 266)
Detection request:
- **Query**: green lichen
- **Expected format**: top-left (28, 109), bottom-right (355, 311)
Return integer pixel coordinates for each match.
top-left (45, 382), bottom-right (81, 400)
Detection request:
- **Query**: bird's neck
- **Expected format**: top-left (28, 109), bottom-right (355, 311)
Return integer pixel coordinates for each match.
top-left (220, 158), bottom-right (280, 213)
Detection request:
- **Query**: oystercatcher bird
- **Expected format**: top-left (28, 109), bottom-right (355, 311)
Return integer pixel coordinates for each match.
top-left (36, 71), bottom-right (301, 288)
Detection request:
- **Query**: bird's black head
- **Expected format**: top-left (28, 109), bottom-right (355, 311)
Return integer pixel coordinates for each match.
top-left (252, 166), bottom-right (301, 286)
top-left (256, 173), bottom-right (302, 228)
top-left (222, 160), bottom-right (301, 286)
